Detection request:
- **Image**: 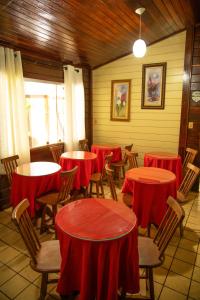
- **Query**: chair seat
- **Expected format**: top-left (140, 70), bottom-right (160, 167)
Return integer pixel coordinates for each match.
top-left (90, 172), bottom-right (102, 182)
top-left (138, 237), bottom-right (162, 268)
top-left (118, 192), bottom-right (132, 207)
top-left (111, 160), bottom-right (125, 167)
top-left (37, 192), bottom-right (59, 205)
top-left (32, 240), bottom-right (61, 273)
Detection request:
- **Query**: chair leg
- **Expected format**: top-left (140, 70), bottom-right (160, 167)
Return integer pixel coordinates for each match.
top-left (40, 272), bottom-right (48, 300)
top-left (90, 182), bottom-right (93, 197)
top-left (40, 205), bottom-right (47, 234)
top-left (122, 166), bottom-right (125, 178)
top-left (148, 268), bottom-right (155, 300)
top-left (96, 182), bottom-right (99, 197)
top-left (100, 181), bottom-right (105, 198)
top-left (179, 221), bottom-right (184, 238)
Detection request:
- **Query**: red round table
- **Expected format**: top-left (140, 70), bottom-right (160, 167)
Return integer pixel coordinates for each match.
top-left (59, 151), bottom-right (97, 190)
top-left (122, 167), bottom-right (177, 228)
top-left (144, 152), bottom-right (182, 188)
top-left (56, 198), bottom-right (139, 300)
top-left (91, 144), bottom-right (122, 172)
top-left (11, 162), bottom-right (61, 217)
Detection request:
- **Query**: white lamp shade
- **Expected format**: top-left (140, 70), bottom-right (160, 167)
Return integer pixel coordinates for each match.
top-left (133, 39), bottom-right (146, 57)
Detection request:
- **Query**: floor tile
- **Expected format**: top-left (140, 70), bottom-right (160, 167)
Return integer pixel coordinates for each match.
top-left (0, 291), bottom-right (10, 299)
top-left (165, 245), bottom-right (177, 257)
top-left (165, 271), bottom-right (190, 295)
top-left (195, 254), bottom-right (200, 267)
top-left (154, 267), bottom-right (168, 284)
top-left (154, 282), bottom-right (163, 299)
top-left (159, 286), bottom-right (187, 300)
top-left (170, 258), bottom-right (193, 278)
top-left (0, 264), bottom-right (16, 286)
top-left (192, 266), bottom-right (200, 283)
top-left (20, 264), bottom-right (40, 282)
top-left (7, 253), bottom-right (29, 272)
top-left (175, 247), bottom-right (196, 264)
top-left (183, 229), bottom-right (200, 242)
top-left (0, 246), bottom-right (20, 264)
top-left (162, 255), bottom-right (173, 270)
top-left (179, 238), bottom-right (198, 252)
top-left (14, 283), bottom-right (40, 300)
top-left (189, 280), bottom-right (200, 299)
top-left (0, 273), bottom-right (30, 298)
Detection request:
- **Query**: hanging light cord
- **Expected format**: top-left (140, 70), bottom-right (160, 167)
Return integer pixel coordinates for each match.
top-left (139, 14), bottom-right (141, 39)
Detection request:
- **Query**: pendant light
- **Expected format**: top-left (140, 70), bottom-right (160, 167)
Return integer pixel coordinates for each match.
top-left (133, 7), bottom-right (146, 58)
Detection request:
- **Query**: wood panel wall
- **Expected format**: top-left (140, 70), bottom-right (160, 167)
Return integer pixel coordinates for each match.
top-left (92, 32), bottom-right (186, 166)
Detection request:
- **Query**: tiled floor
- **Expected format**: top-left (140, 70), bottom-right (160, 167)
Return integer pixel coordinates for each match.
top-left (0, 187), bottom-right (200, 300)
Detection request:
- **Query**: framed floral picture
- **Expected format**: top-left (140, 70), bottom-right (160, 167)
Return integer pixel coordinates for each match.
top-left (141, 62), bottom-right (167, 109)
top-left (110, 79), bottom-right (131, 121)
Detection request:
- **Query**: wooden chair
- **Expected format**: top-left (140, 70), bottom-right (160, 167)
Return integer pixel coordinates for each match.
top-left (122, 196), bottom-right (184, 300)
top-left (79, 139), bottom-right (89, 151)
top-left (36, 166), bottom-right (78, 234)
top-left (111, 144), bottom-right (133, 180)
top-left (49, 145), bottom-right (63, 163)
top-left (177, 162), bottom-right (200, 203)
top-left (125, 149), bottom-right (138, 169)
top-left (89, 152), bottom-right (113, 198)
top-left (105, 164), bottom-right (132, 207)
top-left (1, 155), bottom-right (19, 185)
top-left (12, 198), bottom-right (61, 300)
top-left (182, 147), bottom-right (198, 174)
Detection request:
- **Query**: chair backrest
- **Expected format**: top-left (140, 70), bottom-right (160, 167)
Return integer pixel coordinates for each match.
top-left (182, 148), bottom-right (198, 173)
top-left (1, 155), bottom-right (19, 185)
top-left (154, 196), bottom-right (184, 259)
top-left (79, 139), bottom-right (89, 151)
top-left (57, 166), bottom-right (78, 204)
top-left (12, 199), bottom-right (41, 265)
top-left (49, 145), bottom-right (63, 163)
top-left (101, 152), bottom-right (113, 179)
top-left (105, 163), bottom-right (118, 201)
top-left (125, 149), bottom-right (138, 169)
top-left (177, 162), bottom-right (200, 202)
top-left (123, 144), bottom-right (133, 164)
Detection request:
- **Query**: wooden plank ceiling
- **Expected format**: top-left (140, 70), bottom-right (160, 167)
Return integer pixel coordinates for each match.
top-left (0, 0), bottom-right (199, 69)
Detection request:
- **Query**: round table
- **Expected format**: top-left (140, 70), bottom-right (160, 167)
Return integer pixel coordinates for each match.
top-left (122, 167), bottom-right (177, 228)
top-left (59, 151), bottom-right (97, 190)
top-left (11, 162), bottom-right (61, 217)
top-left (91, 144), bottom-right (122, 172)
top-left (56, 198), bottom-right (139, 300)
top-left (144, 152), bottom-right (182, 188)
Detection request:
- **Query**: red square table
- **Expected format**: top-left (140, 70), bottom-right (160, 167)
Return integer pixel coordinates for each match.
top-left (56, 198), bottom-right (139, 300)
top-left (11, 162), bottom-right (61, 218)
top-left (144, 152), bottom-right (182, 188)
top-left (122, 167), bottom-right (177, 228)
top-left (91, 144), bottom-right (122, 172)
top-left (59, 151), bottom-right (97, 190)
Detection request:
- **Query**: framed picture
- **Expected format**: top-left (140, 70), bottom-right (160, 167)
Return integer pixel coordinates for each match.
top-left (141, 62), bottom-right (167, 109)
top-left (111, 79), bottom-right (131, 121)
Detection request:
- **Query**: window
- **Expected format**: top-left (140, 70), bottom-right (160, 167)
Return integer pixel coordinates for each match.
top-left (24, 81), bottom-right (64, 148)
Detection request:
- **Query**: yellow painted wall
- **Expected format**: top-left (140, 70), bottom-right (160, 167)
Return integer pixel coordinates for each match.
top-left (92, 31), bottom-right (186, 166)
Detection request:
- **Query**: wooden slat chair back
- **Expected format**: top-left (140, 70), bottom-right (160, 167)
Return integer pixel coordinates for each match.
top-left (125, 149), bottom-right (138, 169)
top-left (49, 145), bottom-right (63, 163)
top-left (79, 139), bottom-right (89, 151)
top-left (89, 152), bottom-right (113, 198)
top-left (12, 199), bottom-right (61, 300)
top-left (153, 196), bottom-right (185, 259)
top-left (182, 147), bottom-right (198, 174)
top-left (1, 155), bottom-right (19, 185)
top-left (110, 144), bottom-right (133, 181)
top-left (36, 166), bottom-right (78, 233)
top-left (177, 162), bottom-right (200, 203)
top-left (105, 164), bottom-right (118, 201)
top-left (105, 163), bottom-right (132, 207)
top-left (126, 196), bottom-right (185, 300)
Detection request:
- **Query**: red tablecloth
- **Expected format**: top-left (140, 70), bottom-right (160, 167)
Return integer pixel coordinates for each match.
top-left (122, 167), bottom-right (177, 228)
top-left (144, 152), bottom-right (182, 188)
top-left (11, 162), bottom-right (61, 218)
top-left (59, 151), bottom-right (97, 190)
top-left (56, 198), bottom-right (139, 300)
top-left (91, 144), bottom-right (122, 172)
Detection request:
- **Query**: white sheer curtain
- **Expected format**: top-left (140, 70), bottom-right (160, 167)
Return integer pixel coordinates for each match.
top-left (0, 47), bottom-right (30, 172)
top-left (63, 65), bottom-right (85, 151)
